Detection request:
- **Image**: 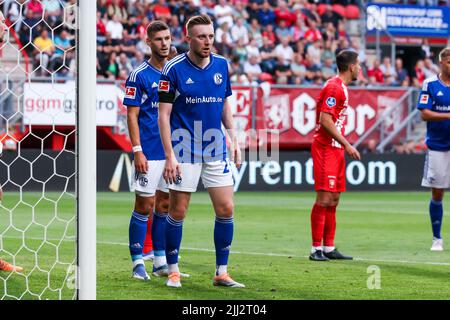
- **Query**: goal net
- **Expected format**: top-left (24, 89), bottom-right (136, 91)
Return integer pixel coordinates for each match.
top-left (0, 0), bottom-right (83, 300)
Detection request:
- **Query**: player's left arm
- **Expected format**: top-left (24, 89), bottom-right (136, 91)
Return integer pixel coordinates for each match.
top-left (222, 67), bottom-right (241, 168)
top-left (158, 71), bottom-right (181, 184)
top-left (222, 97), bottom-right (241, 168)
top-left (158, 101), bottom-right (182, 184)
top-left (319, 112), bottom-right (360, 160)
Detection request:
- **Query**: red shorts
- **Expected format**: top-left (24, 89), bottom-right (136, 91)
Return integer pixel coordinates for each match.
top-left (311, 141), bottom-right (346, 192)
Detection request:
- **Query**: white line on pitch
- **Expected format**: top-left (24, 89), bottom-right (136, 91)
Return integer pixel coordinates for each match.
top-left (3, 236), bottom-right (450, 267)
top-left (96, 240), bottom-right (450, 267)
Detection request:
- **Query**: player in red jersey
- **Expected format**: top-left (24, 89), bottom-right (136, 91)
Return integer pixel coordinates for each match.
top-left (309, 50), bottom-right (361, 261)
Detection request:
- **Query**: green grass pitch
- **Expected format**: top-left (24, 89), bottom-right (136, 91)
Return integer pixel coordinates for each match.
top-left (1, 191), bottom-right (450, 300)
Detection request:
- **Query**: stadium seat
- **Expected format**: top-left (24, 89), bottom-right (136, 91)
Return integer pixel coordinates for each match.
top-left (332, 4), bottom-right (346, 18)
top-left (345, 5), bottom-right (360, 20)
top-left (317, 4), bottom-right (328, 16)
top-left (259, 72), bottom-right (275, 84)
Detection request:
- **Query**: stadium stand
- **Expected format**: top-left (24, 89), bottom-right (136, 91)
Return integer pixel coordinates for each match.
top-left (90, 0), bottom-right (447, 88)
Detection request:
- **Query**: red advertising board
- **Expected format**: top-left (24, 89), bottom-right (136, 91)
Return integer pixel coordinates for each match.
top-left (115, 83), bottom-right (408, 150)
top-left (229, 86), bottom-right (255, 148)
top-left (232, 86), bottom-right (409, 149)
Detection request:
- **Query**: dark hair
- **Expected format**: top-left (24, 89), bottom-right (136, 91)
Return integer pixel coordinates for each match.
top-left (186, 14), bottom-right (213, 34)
top-left (146, 20), bottom-right (170, 38)
top-left (336, 50), bottom-right (359, 72)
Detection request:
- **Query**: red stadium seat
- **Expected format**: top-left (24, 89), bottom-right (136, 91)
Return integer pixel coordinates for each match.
top-left (345, 5), bottom-right (360, 20)
top-left (317, 4), bottom-right (328, 16)
top-left (332, 4), bottom-right (346, 18)
top-left (259, 73), bottom-right (275, 84)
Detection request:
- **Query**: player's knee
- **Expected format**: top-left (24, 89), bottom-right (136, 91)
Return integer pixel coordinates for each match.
top-left (316, 200), bottom-right (333, 207)
top-left (316, 191), bottom-right (340, 207)
top-left (316, 195), bottom-right (333, 207)
top-left (215, 202), bottom-right (234, 218)
top-left (134, 196), bottom-right (154, 215)
top-left (432, 189), bottom-right (444, 202)
top-left (169, 211), bottom-right (186, 221)
top-left (134, 206), bottom-right (152, 216)
top-left (170, 202), bottom-right (188, 220)
top-left (332, 197), bottom-right (340, 207)
top-left (156, 199), bottom-right (170, 213)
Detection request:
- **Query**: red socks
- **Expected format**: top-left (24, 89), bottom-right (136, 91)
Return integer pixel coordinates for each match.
top-left (311, 203), bottom-right (327, 247)
top-left (324, 205), bottom-right (336, 247)
top-left (311, 204), bottom-right (337, 247)
top-left (143, 217), bottom-right (153, 254)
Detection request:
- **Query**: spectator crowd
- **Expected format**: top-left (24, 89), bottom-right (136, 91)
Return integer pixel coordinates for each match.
top-left (2, 0), bottom-right (77, 77)
top-left (95, 0), bottom-right (448, 87)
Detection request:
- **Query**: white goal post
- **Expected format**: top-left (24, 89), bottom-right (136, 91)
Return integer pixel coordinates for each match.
top-left (77, 0), bottom-right (96, 300)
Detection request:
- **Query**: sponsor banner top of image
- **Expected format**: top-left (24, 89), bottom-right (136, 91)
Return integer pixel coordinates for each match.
top-left (255, 86), bottom-right (408, 148)
top-left (23, 82), bottom-right (120, 126)
top-left (366, 3), bottom-right (450, 37)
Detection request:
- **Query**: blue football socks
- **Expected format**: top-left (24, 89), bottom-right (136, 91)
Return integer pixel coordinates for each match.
top-left (165, 215), bottom-right (183, 265)
top-left (214, 216), bottom-right (234, 275)
top-left (129, 211), bottom-right (148, 267)
top-left (430, 199), bottom-right (443, 239)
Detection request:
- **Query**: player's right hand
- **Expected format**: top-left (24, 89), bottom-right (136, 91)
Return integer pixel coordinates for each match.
top-left (229, 140), bottom-right (242, 169)
top-left (345, 144), bottom-right (361, 161)
top-left (163, 157), bottom-right (181, 185)
top-left (134, 152), bottom-right (148, 174)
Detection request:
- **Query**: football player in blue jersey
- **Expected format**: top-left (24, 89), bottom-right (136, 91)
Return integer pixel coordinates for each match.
top-left (123, 21), bottom-right (173, 280)
top-left (417, 47), bottom-right (450, 251)
top-left (158, 14), bottom-right (244, 288)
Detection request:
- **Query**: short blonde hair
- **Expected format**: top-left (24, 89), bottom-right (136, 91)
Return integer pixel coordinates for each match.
top-left (186, 14), bottom-right (213, 35)
top-left (438, 47), bottom-right (450, 62)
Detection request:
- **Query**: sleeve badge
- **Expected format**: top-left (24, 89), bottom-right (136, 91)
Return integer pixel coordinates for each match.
top-left (326, 97), bottom-right (336, 107)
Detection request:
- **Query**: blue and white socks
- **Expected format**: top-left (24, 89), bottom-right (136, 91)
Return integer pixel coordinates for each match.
top-left (165, 215), bottom-right (183, 273)
top-left (152, 210), bottom-right (168, 268)
top-left (430, 199), bottom-right (443, 239)
top-left (129, 211), bottom-right (148, 267)
top-left (214, 216), bottom-right (234, 276)
top-left (164, 214), bottom-right (235, 276)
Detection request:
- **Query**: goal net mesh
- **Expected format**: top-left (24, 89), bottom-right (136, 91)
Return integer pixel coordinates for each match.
top-left (0, 0), bottom-right (77, 300)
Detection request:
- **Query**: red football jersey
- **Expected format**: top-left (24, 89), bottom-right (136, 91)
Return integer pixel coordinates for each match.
top-left (313, 76), bottom-right (349, 149)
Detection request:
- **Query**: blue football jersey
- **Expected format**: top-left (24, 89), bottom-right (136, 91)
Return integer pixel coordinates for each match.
top-left (417, 75), bottom-right (450, 151)
top-left (158, 53), bottom-right (232, 163)
top-left (123, 61), bottom-right (165, 161)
